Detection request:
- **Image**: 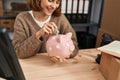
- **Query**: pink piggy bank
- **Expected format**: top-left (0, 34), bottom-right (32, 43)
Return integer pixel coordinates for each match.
top-left (46, 32), bottom-right (75, 60)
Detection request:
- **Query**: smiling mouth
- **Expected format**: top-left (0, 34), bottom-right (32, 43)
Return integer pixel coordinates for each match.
top-left (47, 7), bottom-right (54, 13)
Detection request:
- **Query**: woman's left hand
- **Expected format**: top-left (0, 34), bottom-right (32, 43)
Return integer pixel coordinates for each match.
top-left (50, 56), bottom-right (66, 63)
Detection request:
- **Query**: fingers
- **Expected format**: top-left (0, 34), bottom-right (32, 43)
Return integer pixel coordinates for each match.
top-left (42, 22), bottom-right (57, 35)
top-left (50, 22), bottom-right (57, 29)
top-left (50, 56), bottom-right (66, 63)
top-left (35, 22), bottom-right (58, 40)
top-left (50, 56), bottom-right (59, 63)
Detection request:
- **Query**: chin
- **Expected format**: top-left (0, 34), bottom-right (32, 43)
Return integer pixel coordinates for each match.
top-left (46, 13), bottom-right (53, 16)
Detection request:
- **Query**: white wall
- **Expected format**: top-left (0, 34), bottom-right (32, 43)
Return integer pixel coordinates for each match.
top-left (3, 0), bottom-right (89, 14)
top-left (61, 0), bottom-right (89, 13)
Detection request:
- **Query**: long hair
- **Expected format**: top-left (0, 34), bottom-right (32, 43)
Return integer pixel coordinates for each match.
top-left (27, 0), bottom-right (61, 16)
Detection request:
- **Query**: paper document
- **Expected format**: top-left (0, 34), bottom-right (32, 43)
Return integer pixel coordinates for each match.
top-left (97, 40), bottom-right (120, 58)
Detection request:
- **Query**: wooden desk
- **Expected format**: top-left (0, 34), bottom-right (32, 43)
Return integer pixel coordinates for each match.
top-left (19, 49), bottom-right (105, 80)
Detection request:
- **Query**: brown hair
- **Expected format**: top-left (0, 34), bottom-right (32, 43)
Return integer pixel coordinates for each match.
top-left (27, 0), bottom-right (61, 16)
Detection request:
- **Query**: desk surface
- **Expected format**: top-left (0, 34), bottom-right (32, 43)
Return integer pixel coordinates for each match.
top-left (19, 49), bottom-right (105, 80)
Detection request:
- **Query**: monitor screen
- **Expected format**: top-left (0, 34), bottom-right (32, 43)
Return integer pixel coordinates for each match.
top-left (0, 27), bottom-right (25, 80)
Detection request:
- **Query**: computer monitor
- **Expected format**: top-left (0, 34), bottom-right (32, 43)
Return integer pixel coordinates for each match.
top-left (0, 27), bottom-right (25, 80)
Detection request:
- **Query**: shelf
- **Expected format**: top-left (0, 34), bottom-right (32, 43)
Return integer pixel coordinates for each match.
top-left (0, 16), bottom-right (16, 19)
top-left (71, 22), bottom-right (98, 27)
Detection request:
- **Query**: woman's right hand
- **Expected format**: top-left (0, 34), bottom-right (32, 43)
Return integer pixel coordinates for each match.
top-left (36, 22), bottom-right (57, 39)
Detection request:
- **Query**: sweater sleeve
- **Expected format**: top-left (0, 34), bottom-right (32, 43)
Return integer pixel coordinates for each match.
top-left (59, 14), bottom-right (79, 58)
top-left (12, 13), bottom-right (42, 59)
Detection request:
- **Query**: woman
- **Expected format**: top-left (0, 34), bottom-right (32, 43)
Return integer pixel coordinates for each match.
top-left (12, 0), bottom-right (79, 62)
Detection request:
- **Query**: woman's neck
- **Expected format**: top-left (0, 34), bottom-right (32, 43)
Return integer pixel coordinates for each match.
top-left (33, 11), bottom-right (49, 22)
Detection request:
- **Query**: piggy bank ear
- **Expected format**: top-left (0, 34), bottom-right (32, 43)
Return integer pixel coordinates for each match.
top-left (66, 32), bottom-right (72, 38)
